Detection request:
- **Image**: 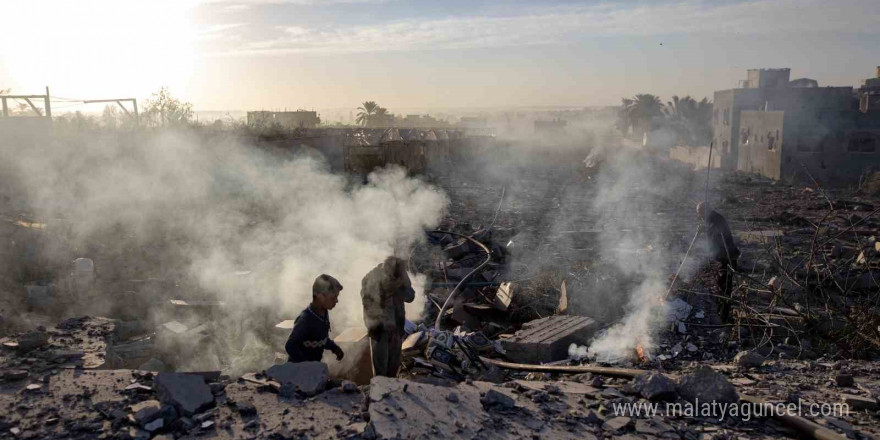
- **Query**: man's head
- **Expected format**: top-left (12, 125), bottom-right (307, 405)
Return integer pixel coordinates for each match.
top-left (696, 201), bottom-right (707, 221)
top-left (312, 274), bottom-right (343, 310)
top-left (381, 256), bottom-right (415, 301)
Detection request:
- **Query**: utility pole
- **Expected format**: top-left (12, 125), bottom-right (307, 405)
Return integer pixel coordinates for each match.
top-left (45, 86), bottom-right (52, 119)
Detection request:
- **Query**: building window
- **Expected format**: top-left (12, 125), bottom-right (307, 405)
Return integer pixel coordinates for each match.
top-left (768, 135), bottom-right (776, 151)
top-left (713, 109), bottom-right (719, 125)
top-left (723, 109), bottom-right (730, 126)
top-left (849, 137), bottom-right (877, 153)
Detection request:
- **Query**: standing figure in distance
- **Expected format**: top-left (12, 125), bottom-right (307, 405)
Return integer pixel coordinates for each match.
top-left (697, 202), bottom-right (740, 322)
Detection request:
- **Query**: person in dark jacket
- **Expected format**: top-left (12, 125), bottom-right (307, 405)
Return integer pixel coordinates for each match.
top-left (360, 256), bottom-right (415, 377)
top-left (285, 274), bottom-right (345, 363)
top-left (697, 202), bottom-right (740, 322)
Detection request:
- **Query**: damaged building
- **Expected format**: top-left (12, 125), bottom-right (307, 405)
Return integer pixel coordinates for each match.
top-left (673, 67), bottom-right (880, 183)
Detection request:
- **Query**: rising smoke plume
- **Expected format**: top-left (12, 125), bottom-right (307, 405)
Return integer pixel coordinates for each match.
top-left (0, 126), bottom-right (448, 374)
top-left (585, 143), bottom-right (701, 362)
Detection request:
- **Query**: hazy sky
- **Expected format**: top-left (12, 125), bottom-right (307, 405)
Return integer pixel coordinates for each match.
top-left (1, 0), bottom-right (878, 112)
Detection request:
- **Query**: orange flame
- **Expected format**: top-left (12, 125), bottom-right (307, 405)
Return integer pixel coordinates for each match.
top-left (635, 339), bottom-right (648, 363)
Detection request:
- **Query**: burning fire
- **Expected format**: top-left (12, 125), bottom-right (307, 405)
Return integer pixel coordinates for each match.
top-left (635, 338), bottom-right (649, 363)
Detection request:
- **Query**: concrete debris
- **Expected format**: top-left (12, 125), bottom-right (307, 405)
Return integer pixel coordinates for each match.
top-left (667, 298), bottom-right (693, 322)
top-left (130, 400), bottom-right (162, 426)
top-left (143, 418), bottom-right (164, 433)
top-left (835, 374), bottom-right (855, 387)
top-left (501, 315), bottom-right (598, 363)
top-left (5, 140), bottom-right (880, 439)
top-left (843, 394), bottom-right (879, 411)
top-left (233, 400), bottom-right (257, 416)
top-left (677, 366), bottom-right (738, 404)
top-left (341, 380), bottom-right (358, 393)
top-left (368, 377), bottom-right (483, 439)
top-left (15, 331), bottom-right (48, 352)
top-left (734, 350), bottom-right (764, 369)
top-left (635, 418), bottom-right (676, 436)
top-left (481, 389), bottom-right (516, 410)
top-left (631, 372), bottom-right (677, 401)
top-left (266, 361), bottom-right (328, 397)
top-left (154, 373), bottom-right (215, 416)
top-left (602, 416), bottom-right (632, 432)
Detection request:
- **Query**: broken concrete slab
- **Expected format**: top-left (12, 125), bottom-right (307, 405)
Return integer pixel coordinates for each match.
top-left (482, 389), bottom-right (515, 410)
top-left (835, 374), bottom-right (855, 387)
top-left (130, 400), bottom-right (162, 426)
top-left (632, 372), bottom-right (677, 401)
top-left (154, 373), bottom-right (214, 416)
top-left (15, 331), bottom-right (49, 352)
top-left (501, 315), bottom-right (598, 363)
top-left (734, 350), bottom-right (764, 369)
top-left (602, 416), bottom-right (632, 432)
top-left (678, 366), bottom-right (738, 404)
top-left (635, 418), bottom-right (676, 436)
top-left (513, 380), bottom-right (598, 396)
top-left (843, 394), bottom-right (879, 411)
top-left (143, 418), bottom-right (164, 433)
top-left (266, 361), bottom-right (328, 397)
top-left (105, 338), bottom-right (153, 369)
top-left (368, 377), bottom-right (486, 439)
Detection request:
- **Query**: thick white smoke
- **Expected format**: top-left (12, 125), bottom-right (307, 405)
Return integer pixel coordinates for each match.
top-left (0, 127), bottom-right (448, 374)
top-left (586, 145), bottom-right (696, 362)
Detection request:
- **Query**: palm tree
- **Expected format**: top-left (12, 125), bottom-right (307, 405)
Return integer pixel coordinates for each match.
top-left (618, 94), bottom-right (664, 138)
top-left (373, 106), bottom-right (390, 127)
top-left (356, 101), bottom-right (378, 127)
top-left (663, 95), bottom-right (713, 146)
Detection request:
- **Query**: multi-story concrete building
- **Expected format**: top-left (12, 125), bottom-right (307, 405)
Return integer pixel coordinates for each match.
top-left (859, 67), bottom-right (880, 113)
top-left (712, 68), bottom-right (853, 170)
top-left (734, 68), bottom-right (880, 183)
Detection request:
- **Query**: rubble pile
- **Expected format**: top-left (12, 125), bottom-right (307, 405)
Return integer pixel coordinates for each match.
top-left (3, 143), bottom-right (880, 438)
top-left (0, 316), bottom-right (114, 374)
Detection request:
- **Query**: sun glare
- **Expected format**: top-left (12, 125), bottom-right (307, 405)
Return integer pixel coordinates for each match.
top-left (1, 0), bottom-right (197, 100)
